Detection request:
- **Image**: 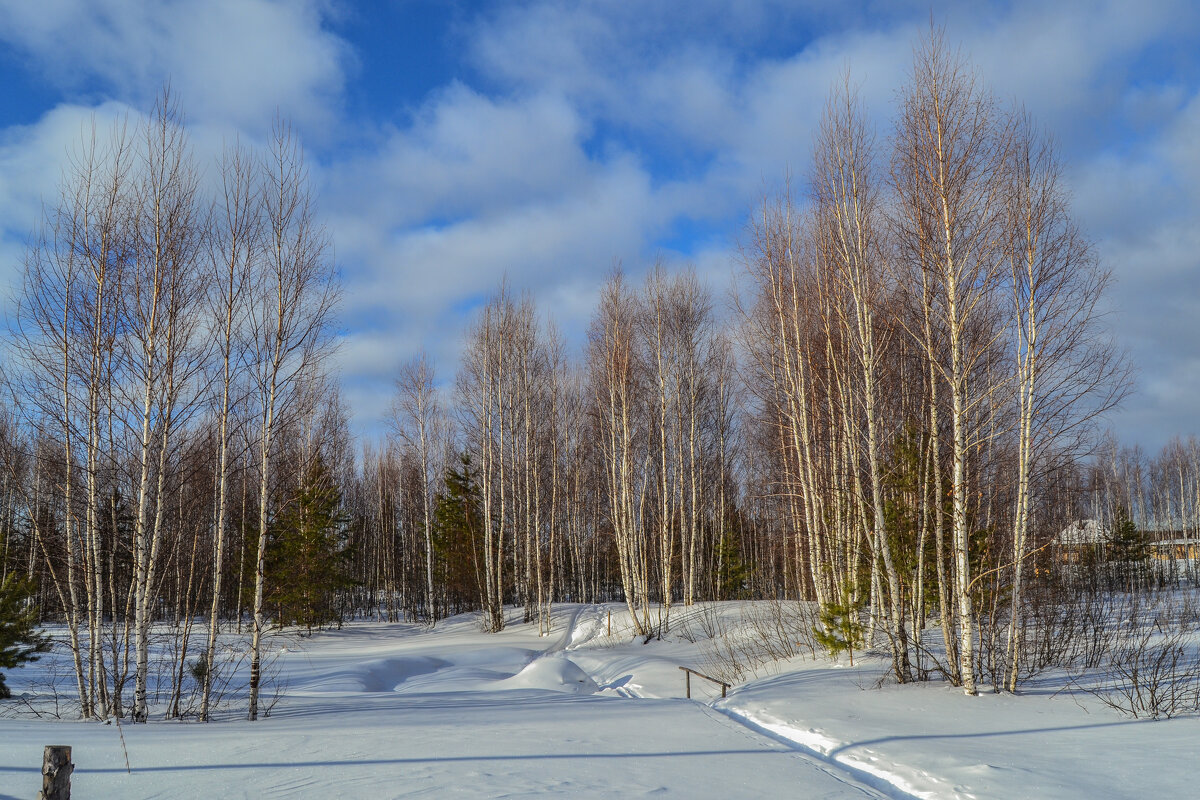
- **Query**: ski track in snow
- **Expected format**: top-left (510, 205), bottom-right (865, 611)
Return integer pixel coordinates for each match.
top-left (0, 605), bottom-right (891, 798)
top-left (558, 605), bottom-right (889, 799)
top-left (705, 705), bottom-right (932, 800)
top-left (9, 602), bottom-right (1177, 798)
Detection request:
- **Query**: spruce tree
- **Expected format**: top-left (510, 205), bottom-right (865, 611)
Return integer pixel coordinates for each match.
top-left (0, 574), bottom-right (50, 699)
top-left (1109, 505), bottom-right (1148, 589)
top-left (433, 454), bottom-right (484, 615)
top-left (715, 532), bottom-right (750, 600)
top-left (1110, 506), bottom-right (1147, 562)
top-left (813, 589), bottom-right (865, 666)
top-left (265, 456), bottom-right (354, 632)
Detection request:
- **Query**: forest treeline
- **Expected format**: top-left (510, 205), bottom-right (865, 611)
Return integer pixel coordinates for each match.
top-left (2, 31), bottom-right (1188, 722)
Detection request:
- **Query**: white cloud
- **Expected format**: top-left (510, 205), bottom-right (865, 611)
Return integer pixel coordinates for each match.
top-left (2, 0), bottom-right (1199, 448)
top-left (325, 86), bottom-right (591, 230)
top-left (314, 0), bottom-right (1200, 441)
top-left (0, 101), bottom-right (141, 288)
top-left (0, 0), bottom-right (349, 134)
top-left (332, 149), bottom-right (660, 342)
top-left (1072, 91), bottom-right (1200, 448)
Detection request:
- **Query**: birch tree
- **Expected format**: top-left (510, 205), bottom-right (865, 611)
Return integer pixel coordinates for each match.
top-left (1000, 116), bottom-right (1128, 690)
top-left (813, 78), bottom-right (912, 681)
top-left (247, 121), bottom-right (338, 721)
top-left (588, 271), bottom-right (651, 634)
top-left (391, 353), bottom-right (445, 622)
top-left (458, 289), bottom-right (512, 632)
top-left (890, 29), bottom-right (1010, 694)
top-left (200, 142), bottom-right (258, 720)
top-left (124, 92), bottom-right (207, 723)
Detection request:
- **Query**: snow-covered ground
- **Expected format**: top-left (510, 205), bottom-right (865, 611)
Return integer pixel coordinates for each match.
top-left (0, 603), bottom-right (1194, 798)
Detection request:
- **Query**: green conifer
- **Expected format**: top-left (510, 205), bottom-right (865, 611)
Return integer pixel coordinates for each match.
top-left (265, 456), bottom-right (355, 631)
top-left (0, 574), bottom-right (50, 699)
top-left (813, 589), bottom-right (865, 666)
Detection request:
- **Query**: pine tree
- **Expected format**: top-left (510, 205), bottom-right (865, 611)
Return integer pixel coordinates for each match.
top-left (0, 574), bottom-right (51, 699)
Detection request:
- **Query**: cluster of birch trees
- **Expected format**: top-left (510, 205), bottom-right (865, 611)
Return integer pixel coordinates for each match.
top-left (1089, 436), bottom-right (1200, 558)
top-left (373, 30), bottom-right (1127, 694)
top-left (0, 92), bottom-right (339, 721)
top-left (737, 33), bottom-right (1126, 692)
top-left (0, 29), bottom-right (1143, 720)
top-left (374, 270), bottom-right (740, 639)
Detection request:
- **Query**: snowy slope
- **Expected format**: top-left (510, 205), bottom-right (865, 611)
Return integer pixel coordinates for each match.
top-left (0, 602), bottom-right (1195, 799)
top-left (0, 607), bottom-right (880, 799)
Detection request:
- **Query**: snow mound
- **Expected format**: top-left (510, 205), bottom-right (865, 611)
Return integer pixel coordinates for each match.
top-left (297, 656), bottom-right (447, 693)
top-left (495, 653), bottom-right (599, 695)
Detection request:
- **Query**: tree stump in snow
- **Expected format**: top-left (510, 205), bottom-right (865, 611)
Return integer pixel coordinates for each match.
top-left (37, 745), bottom-right (72, 800)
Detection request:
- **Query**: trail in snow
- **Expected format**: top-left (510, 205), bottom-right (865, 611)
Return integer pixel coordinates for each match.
top-left (0, 606), bottom-right (884, 799)
top-left (553, 605), bottom-right (892, 798)
top-left (13, 601), bottom-right (1173, 799)
top-left (706, 705), bottom-right (927, 800)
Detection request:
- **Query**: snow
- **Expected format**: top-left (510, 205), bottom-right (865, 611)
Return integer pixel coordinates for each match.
top-left (1054, 519), bottom-right (1107, 546)
top-left (0, 602), bottom-right (1196, 798)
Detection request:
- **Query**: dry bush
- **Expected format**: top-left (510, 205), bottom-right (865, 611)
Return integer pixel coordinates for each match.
top-left (674, 602), bottom-right (733, 644)
top-left (1078, 594), bottom-right (1200, 719)
top-left (690, 600), bottom-right (818, 685)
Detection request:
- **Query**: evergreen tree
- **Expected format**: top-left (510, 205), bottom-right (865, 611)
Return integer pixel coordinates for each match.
top-left (0, 574), bottom-right (50, 699)
top-left (715, 530), bottom-right (750, 600)
top-left (1109, 506), bottom-right (1147, 562)
top-left (265, 456), bottom-right (355, 631)
top-left (813, 589), bottom-right (865, 666)
top-left (883, 425), bottom-right (937, 617)
top-left (433, 454), bottom-right (484, 615)
top-left (1109, 505), bottom-right (1148, 589)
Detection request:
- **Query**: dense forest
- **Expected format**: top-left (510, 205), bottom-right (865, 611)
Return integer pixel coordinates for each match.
top-left (4, 30), bottom-right (1193, 723)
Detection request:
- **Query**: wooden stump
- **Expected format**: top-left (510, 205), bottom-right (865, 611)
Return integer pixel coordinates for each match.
top-left (37, 745), bottom-right (72, 800)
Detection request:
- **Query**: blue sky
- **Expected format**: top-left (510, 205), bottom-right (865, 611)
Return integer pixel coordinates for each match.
top-left (0, 0), bottom-right (1198, 450)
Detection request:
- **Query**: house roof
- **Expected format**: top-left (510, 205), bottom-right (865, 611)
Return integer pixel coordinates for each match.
top-left (1054, 519), bottom-right (1108, 547)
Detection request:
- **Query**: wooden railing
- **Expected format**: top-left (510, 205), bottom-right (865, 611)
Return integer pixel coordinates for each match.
top-left (678, 666), bottom-right (731, 699)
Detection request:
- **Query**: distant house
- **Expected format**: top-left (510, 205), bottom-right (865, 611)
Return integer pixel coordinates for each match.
top-left (1054, 520), bottom-right (1192, 563)
top-left (1148, 537), bottom-right (1200, 561)
top-left (1053, 519), bottom-right (1107, 563)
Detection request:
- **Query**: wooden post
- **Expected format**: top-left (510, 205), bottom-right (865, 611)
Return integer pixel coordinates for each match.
top-left (38, 745), bottom-right (72, 800)
top-left (607, 609), bottom-right (611, 637)
top-left (678, 666), bottom-right (729, 700)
